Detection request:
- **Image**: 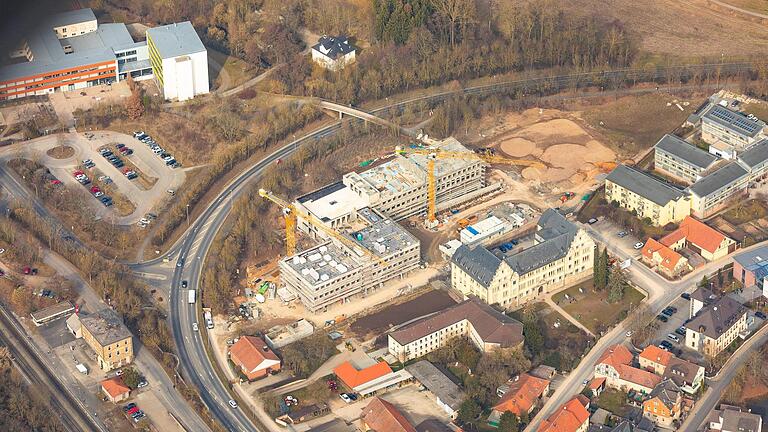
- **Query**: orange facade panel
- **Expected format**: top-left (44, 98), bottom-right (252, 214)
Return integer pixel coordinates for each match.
top-left (0, 60), bottom-right (116, 91)
top-left (0, 67), bottom-right (116, 99)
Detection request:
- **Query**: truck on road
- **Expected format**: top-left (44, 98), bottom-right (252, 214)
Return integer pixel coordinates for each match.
top-left (188, 290), bottom-right (196, 304)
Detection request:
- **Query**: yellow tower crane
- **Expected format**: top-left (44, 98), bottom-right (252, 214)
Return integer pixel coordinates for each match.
top-left (395, 146), bottom-right (546, 223)
top-left (258, 189), bottom-right (387, 264)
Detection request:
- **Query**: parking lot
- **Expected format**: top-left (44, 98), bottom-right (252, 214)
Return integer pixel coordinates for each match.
top-left (0, 130), bottom-right (186, 225)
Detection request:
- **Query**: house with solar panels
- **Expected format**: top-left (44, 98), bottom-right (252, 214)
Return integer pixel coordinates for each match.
top-left (701, 105), bottom-right (766, 159)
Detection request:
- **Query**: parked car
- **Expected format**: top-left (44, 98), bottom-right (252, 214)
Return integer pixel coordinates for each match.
top-left (165, 159), bottom-right (176, 166)
top-left (123, 403), bottom-right (136, 412)
top-left (667, 333), bottom-right (680, 343)
top-left (116, 143), bottom-right (125, 149)
top-left (656, 314), bottom-right (668, 323)
top-left (633, 242), bottom-right (644, 250)
top-left (675, 326), bottom-right (686, 336)
top-left (127, 406), bottom-right (139, 415)
top-left (681, 292), bottom-right (691, 300)
top-left (94, 191), bottom-right (104, 198)
top-left (659, 340), bottom-right (673, 351)
top-left (90, 186), bottom-right (101, 193)
top-left (137, 381), bottom-right (148, 388)
top-left (137, 221), bottom-right (147, 229)
top-left (339, 394), bottom-right (352, 403)
top-left (588, 218), bottom-right (598, 224)
top-left (617, 231), bottom-right (628, 238)
top-left (756, 311), bottom-right (767, 320)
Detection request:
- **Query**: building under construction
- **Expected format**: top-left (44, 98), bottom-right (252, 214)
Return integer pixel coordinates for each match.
top-left (279, 207), bottom-right (420, 312)
top-left (279, 137), bottom-right (493, 312)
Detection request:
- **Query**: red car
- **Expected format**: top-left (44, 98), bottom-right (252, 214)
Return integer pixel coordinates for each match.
top-left (50, 180), bottom-right (62, 185)
top-left (90, 186), bottom-right (101, 193)
top-left (123, 167), bottom-right (131, 173)
top-left (119, 147), bottom-right (129, 153)
top-left (23, 266), bottom-right (31, 275)
top-left (127, 406), bottom-right (139, 415)
top-left (73, 170), bottom-right (84, 176)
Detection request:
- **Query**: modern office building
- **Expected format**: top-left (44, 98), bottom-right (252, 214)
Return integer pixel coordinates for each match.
top-left (654, 134), bottom-right (718, 184)
top-left (279, 207), bottom-right (420, 312)
top-left (146, 22), bottom-right (209, 101)
top-left (450, 209), bottom-right (595, 309)
top-left (605, 165), bottom-right (691, 226)
top-left (0, 8), bottom-right (207, 101)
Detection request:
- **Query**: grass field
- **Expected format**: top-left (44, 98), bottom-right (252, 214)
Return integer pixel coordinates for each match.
top-left (595, 388), bottom-right (633, 417)
top-left (576, 93), bottom-right (691, 156)
top-left (207, 48), bottom-right (255, 91)
top-left (720, 0), bottom-right (768, 14)
top-left (552, 280), bottom-right (646, 334)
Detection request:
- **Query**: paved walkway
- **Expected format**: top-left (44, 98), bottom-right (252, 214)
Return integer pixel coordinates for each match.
top-left (544, 294), bottom-right (596, 337)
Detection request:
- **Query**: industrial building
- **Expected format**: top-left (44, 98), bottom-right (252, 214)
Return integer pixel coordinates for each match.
top-left (279, 207), bottom-right (420, 312)
top-left (0, 8), bottom-right (208, 101)
top-left (450, 210), bottom-right (595, 308)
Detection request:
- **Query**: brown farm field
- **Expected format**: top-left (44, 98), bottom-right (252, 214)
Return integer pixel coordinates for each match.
top-left (719, 0), bottom-right (768, 15)
top-left (563, 0), bottom-right (768, 57)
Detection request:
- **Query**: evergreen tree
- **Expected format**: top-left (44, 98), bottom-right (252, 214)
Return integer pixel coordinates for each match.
top-left (458, 398), bottom-right (481, 425)
top-left (607, 268), bottom-right (627, 303)
top-left (700, 275), bottom-right (710, 288)
top-left (498, 412), bottom-right (519, 432)
top-left (595, 248), bottom-right (609, 290)
top-left (717, 268), bottom-right (724, 288)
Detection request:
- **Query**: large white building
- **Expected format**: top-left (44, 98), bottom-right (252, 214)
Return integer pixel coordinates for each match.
top-left (311, 36), bottom-right (356, 71)
top-left (0, 8), bottom-right (207, 102)
top-left (146, 22), bottom-right (209, 101)
top-left (451, 210), bottom-right (595, 309)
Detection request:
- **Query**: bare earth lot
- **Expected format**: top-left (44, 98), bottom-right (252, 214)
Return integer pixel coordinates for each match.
top-left (349, 289), bottom-right (457, 339)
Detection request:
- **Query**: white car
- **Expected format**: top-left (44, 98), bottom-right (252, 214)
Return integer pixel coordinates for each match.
top-left (339, 394), bottom-right (352, 403)
top-left (137, 221), bottom-right (147, 229)
top-left (633, 242), bottom-right (644, 250)
top-left (625, 330), bottom-right (632, 338)
top-left (192, 322), bottom-right (199, 331)
top-left (137, 381), bottom-right (148, 388)
top-left (228, 400), bottom-right (238, 409)
top-left (139, 218), bottom-right (150, 225)
top-left (115, 369), bottom-right (124, 376)
top-left (94, 191), bottom-right (104, 198)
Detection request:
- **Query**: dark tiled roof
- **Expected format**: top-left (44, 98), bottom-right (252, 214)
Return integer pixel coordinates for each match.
top-left (389, 298), bottom-right (523, 347)
top-left (689, 162), bottom-right (749, 197)
top-left (690, 286), bottom-right (717, 304)
top-left (606, 165), bottom-right (687, 206)
top-left (312, 36), bottom-right (355, 60)
top-left (647, 379), bottom-right (681, 409)
top-left (655, 134), bottom-right (718, 170)
top-left (688, 296), bottom-right (747, 340)
top-left (663, 357), bottom-right (702, 388)
top-left (452, 245), bottom-right (502, 287)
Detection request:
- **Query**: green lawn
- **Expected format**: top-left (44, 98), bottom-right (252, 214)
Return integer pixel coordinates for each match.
top-left (552, 280), bottom-right (646, 334)
top-left (595, 388), bottom-right (632, 417)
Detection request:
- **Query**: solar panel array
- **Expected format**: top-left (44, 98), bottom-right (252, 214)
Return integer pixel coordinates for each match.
top-left (708, 106), bottom-right (762, 135)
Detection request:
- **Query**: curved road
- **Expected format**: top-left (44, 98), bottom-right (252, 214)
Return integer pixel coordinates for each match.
top-left (1, 61), bottom-right (758, 430)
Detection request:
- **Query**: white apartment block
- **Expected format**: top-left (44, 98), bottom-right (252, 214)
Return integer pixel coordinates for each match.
top-left (279, 207), bottom-right (419, 312)
top-left (387, 298), bottom-right (523, 363)
top-left (451, 210), bottom-right (595, 309)
top-left (146, 22), bottom-right (209, 101)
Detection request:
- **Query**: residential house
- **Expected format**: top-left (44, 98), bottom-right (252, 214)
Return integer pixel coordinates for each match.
top-left (229, 335), bottom-right (281, 381)
top-left (405, 361), bottom-right (465, 419)
top-left (686, 294), bottom-right (748, 357)
top-left (451, 209), bottom-right (595, 308)
top-left (605, 165), bottom-right (691, 226)
top-left (642, 379), bottom-right (683, 427)
top-left (76, 309), bottom-right (133, 371)
top-left (654, 134), bottom-right (719, 183)
top-left (538, 395), bottom-right (590, 432)
top-left (658, 216), bottom-right (737, 261)
top-left (638, 345), bottom-right (704, 395)
top-left (360, 397), bottom-right (417, 432)
top-left (588, 377), bottom-right (607, 397)
top-left (280, 404), bottom-right (330, 425)
top-left (732, 245), bottom-right (768, 295)
top-left (334, 361), bottom-right (412, 397)
top-left (388, 298), bottom-right (523, 363)
top-left (641, 238), bottom-right (691, 278)
top-left (311, 36), bottom-right (356, 71)
top-left (594, 345), bottom-right (661, 395)
top-left (492, 373), bottom-right (550, 419)
top-left (101, 377), bottom-right (130, 403)
top-left (707, 404), bottom-right (763, 432)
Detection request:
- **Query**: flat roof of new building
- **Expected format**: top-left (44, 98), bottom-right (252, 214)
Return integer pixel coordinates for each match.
top-left (688, 162), bottom-right (749, 197)
top-left (297, 182), bottom-right (365, 223)
top-left (738, 139), bottom-right (768, 169)
top-left (347, 208), bottom-right (418, 258)
top-left (47, 8), bottom-right (96, 28)
top-left (606, 165), bottom-right (687, 206)
top-left (146, 21), bottom-right (205, 59)
top-left (80, 309), bottom-right (132, 347)
top-left (655, 134), bottom-right (718, 170)
top-left (405, 361), bottom-right (465, 411)
top-left (284, 241), bottom-right (360, 286)
top-left (703, 105), bottom-right (766, 138)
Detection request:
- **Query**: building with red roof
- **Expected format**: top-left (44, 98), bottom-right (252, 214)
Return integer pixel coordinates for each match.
top-left (594, 345), bottom-right (661, 395)
top-left (493, 373), bottom-right (551, 418)
top-left (659, 216), bottom-right (736, 261)
top-left (538, 395), bottom-right (590, 432)
top-left (642, 238), bottom-right (691, 278)
top-left (229, 335), bottom-right (281, 381)
top-left (101, 376), bottom-right (130, 403)
top-left (335, 361), bottom-right (412, 397)
top-left (360, 397), bottom-right (417, 432)
top-left (638, 345), bottom-right (705, 395)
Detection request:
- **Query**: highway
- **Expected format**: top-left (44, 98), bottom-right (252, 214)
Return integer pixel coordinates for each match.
top-left (0, 304), bottom-right (104, 432)
top-left (0, 61), bottom-right (759, 431)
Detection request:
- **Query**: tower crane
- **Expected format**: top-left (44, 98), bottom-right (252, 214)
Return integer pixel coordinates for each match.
top-left (258, 189), bottom-right (386, 264)
top-left (394, 146), bottom-right (546, 223)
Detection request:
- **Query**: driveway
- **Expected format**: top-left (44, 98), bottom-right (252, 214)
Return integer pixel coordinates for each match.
top-left (0, 131), bottom-right (186, 224)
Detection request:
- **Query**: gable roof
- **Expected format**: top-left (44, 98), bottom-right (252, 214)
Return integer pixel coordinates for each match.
top-left (645, 379), bottom-right (681, 410)
top-left (101, 377), bottom-right (130, 398)
top-left (660, 216), bottom-right (730, 254)
top-left (334, 361), bottom-right (393, 389)
top-left (689, 162), bottom-right (749, 198)
top-left (616, 364), bottom-right (662, 390)
top-left (703, 105), bottom-right (766, 138)
top-left (539, 396), bottom-right (590, 432)
top-left (688, 295), bottom-right (747, 340)
top-left (312, 35), bottom-right (356, 60)
top-left (642, 238), bottom-right (684, 272)
top-left (230, 336), bottom-right (280, 372)
top-left (655, 134), bottom-right (718, 170)
top-left (606, 165), bottom-right (687, 206)
top-left (596, 344), bottom-right (633, 369)
top-left (494, 373), bottom-right (550, 416)
top-left (361, 397), bottom-right (417, 432)
top-left (738, 138), bottom-right (768, 169)
top-left (588, 377), bottom-right (606, 390)
top-left (639, 345), bottom-right (673, 367)
top-left (663, 357), bottom-right (703, 388)
top-left (389, 298), bottom-right (523, 347)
